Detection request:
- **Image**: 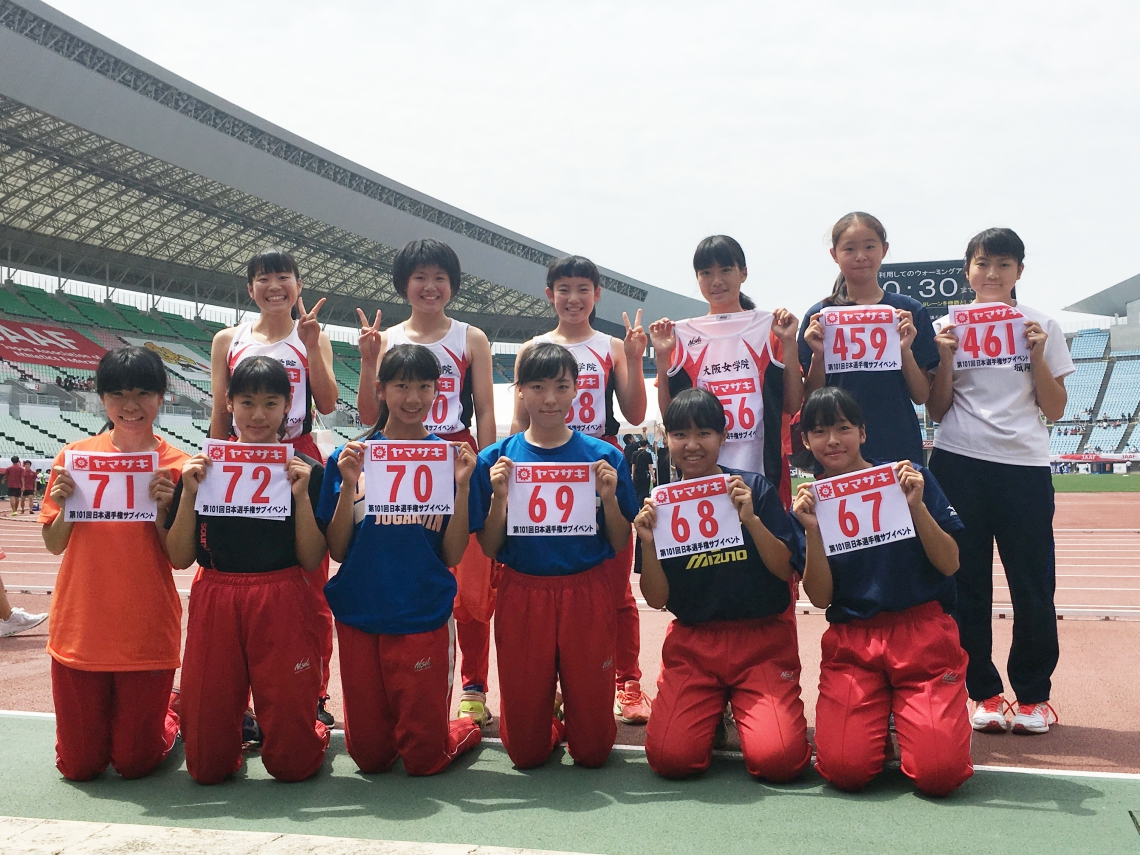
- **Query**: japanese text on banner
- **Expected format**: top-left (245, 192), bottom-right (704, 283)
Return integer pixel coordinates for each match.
top-left (64, 450), bottom-right (158, 522)
top-left (950, 302), bottom-right (1029, 370)
top-left (812, 463), bottom-right (915, 555)
top-left (194, 440), bottom-right (291, 520)
top-left (650, 474), bottom-right (743, 559)
top-left (821, 306), bottom-right (902, 373)
top-left (363, 440), bottom-right (455, 516)
top-left (507, 462), bottom-right (596, 536)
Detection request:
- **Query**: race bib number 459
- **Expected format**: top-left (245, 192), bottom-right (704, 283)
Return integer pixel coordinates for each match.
top-left (507, 463), bottom-right (596, 536)
top-left (650, 474), bottom-right (743, 560)
top-left (822, 306), bottom-right (901, 373)
top-left (812, 463), bottom-right (915, 556)
top-left (64, 450), bottom-right (158, 522)
top-left (195, 440), bottom-right (292, 519)
top-left (364, 441), bottom-right (455, 515)
top-left (950, 302), bottom-right (1028, 369)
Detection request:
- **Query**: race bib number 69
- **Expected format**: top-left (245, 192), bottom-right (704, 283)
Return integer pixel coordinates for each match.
top-left (812, 463), bottom-right (915, 555)
top-left (507, 463), bottom-right (596, 536)
top-left (64, 450), bottom-right (158, 522)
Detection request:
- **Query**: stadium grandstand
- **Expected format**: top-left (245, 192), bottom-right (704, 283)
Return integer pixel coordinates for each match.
top-left (0, 0), bottom-right (702, 464)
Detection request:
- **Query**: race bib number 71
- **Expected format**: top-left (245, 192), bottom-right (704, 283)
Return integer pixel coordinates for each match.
top-left (650, 474), bottom-right (743, 560)
top-left (507, 463), bottom-right (596, 536)
top-left (195, 440), bottom-right (292, 519)
top-left (64, 450), bottom-right (158, 522)
top-left (812, 463), bottom-right (915, 555)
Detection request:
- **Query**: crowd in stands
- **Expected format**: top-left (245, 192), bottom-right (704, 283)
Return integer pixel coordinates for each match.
top-left (54, 375), bottom-right (95, 393)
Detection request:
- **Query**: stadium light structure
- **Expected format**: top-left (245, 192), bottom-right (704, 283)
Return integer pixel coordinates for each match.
top-left (0, 0), bottom-right (704, 340)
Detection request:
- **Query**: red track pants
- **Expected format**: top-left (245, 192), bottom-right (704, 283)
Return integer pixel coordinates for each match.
top-left (336, 619), bottom-right (481, 776)
top-left (495, 564), bottom-right (616, 769)
top-left (814, 602), bottom-right (974, 797)
top-left (454, 534), bottom-right (497, 692)
top-left (645, 616), bottom-right (811, 780)
top-left (180, 568), bottom-right (330, 784)
top-left (51, 660), bottom-right (179, 781)
top-left (603, 534), bottom-right (642, 687)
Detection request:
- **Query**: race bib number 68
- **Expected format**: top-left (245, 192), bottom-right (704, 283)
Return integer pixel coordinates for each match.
top-left (651, 474), bottom-right (743, 559)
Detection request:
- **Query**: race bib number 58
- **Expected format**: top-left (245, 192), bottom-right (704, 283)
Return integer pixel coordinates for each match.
top-left (195, 440), bottom-right (292, 519)
top-left (812, 463), bottom-right (915, 555)
top-left (507, 463), bottom-right (596, 536)
top-left (650, 474), bottom-right (743, 560)
top-left (64, 450), bottom-right (158, 522)
top-left (364, 441), bottom-right (455, 515)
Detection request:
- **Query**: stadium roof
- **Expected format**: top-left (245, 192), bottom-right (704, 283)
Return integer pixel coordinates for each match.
top-left (0, 0), bottom-right (704, 340)
top-left (1064, 273), bottom-right (1140, 318)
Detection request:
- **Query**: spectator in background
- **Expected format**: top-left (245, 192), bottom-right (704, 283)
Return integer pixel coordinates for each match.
top-left (5, 456), bottom-right (21, 516)
top-left (632, 439), bottom-right (655, 507)
top-left (622, 434), bottom-right (638, 473)
top-left (20, 460), bottom-right (34, 514)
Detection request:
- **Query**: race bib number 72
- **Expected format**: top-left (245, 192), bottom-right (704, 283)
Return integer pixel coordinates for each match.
top-left (64, 450), bottom-right (158, 522)
top-left (507, 463), bottom-right (597, 536)
top-left (195, 440), bottom-right (292, 519)
top-left (812, 463), bottom-right (915, 555)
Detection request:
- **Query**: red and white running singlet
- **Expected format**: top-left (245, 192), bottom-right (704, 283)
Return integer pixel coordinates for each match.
top-left (533, 331), bottom-right (619, 438)
top-left (666, 310), bottom-right (786, 483)
top-left (387, 320), bottom-right (473, 437)
top-left (228, 321), bottom-right (312, 440)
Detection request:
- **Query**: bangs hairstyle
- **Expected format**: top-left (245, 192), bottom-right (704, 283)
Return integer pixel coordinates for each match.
top-left (965, 227), bottom-right (1025, 268)
top-left (228, 356), bottom-right (291, 399)
top-left (369, 344), bottom-right (441, 436)
top-left (663, 388), bottom-right (726, 434)
top-left (515, 342), bottom-right (578, 386)
top-left (547, 255), bottom-right (600, 288)
top-left (825, 212), bottom-right (887, 307)
top-left (799, 387), bottom-right (865, 434)
top-left (246, 247), bottom-right (300, 285)
top-left (693, 235), bottom-right (747, 273)
top-left (392, 239), bottom-right (462, 299)
top-left (96, 346), bottom-right (167, 396)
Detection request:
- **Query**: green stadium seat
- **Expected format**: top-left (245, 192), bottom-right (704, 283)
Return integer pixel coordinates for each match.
top-left (72, 300), bottom-right (134, 332)
top-left (0, 289), bottom-right (46, 320)
top-left (15, 286), bottom-right (89, 327)
top-left (160, 312), bottom-right (213, 342)
top-left (116, 305), bottom-right (174, 336)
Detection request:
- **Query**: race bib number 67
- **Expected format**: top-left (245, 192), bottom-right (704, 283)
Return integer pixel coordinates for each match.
top-left (507, 463), bottom-right (596, 536)
top-left (64, 450), bottom-right (158, 522)
top-left (812, 463), bottom-right (915, 555)
top-left (651, 474), bottom-right (743, 560)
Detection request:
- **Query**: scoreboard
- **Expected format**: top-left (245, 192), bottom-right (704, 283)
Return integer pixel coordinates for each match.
top-left (878, 261), bottom-right (975, 318)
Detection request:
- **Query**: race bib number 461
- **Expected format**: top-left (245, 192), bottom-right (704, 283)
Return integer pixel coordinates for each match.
top-left (822, 306), bottom-right (901, 373)
top-left (950, 302), bottom-right (1028, 369)
top-left (650, 474), bottom-right (743, 560)
top-left (507, 463), bottom-right (596, 536)
top-left (64, 450), bottom-right (158, 522)
top-left (812, 463), bottom-right (915, 556)
top-left (195, 440), bottom-right (292, 519)
top-left (364, 441), bottom-right (455, 515)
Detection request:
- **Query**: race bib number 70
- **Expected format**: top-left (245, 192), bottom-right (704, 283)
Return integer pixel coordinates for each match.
top-left (64, 450), bottom-right (158, 522)
top-left (650, 474), bottom-right (743, 560)
top-left (812, 463), bottom-right (915, 555)
top-left (507, 463), bottom-right (597, 536)
top-left (364, 441), bottom-right (455, 515)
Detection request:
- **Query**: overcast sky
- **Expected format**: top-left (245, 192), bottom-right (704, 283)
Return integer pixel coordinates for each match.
top-left (47, 0), bottom-right (1140, 327)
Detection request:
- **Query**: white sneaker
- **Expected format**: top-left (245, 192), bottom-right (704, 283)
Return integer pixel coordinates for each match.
top-left (1011, 702), bottom-right (1058, 735)
top-left (0, 607), bottom-right (48, 637)
top-left (971, 695), bottom-right (1011, 733)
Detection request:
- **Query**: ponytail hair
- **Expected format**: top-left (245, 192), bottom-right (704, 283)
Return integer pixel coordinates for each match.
top-left (824, 212), bottom-right (887, 307)
top-left (368, 344), bottom-right (441, 436)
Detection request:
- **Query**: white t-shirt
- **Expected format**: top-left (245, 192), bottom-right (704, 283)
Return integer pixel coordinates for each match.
top-left (932, 303), bottom-right (1075, 466)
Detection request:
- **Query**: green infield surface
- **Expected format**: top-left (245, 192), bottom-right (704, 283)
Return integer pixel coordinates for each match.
top-left (1052, 473), bottom-right (1140, 492)
top-left (2, 716), bottom-right (1138, 855)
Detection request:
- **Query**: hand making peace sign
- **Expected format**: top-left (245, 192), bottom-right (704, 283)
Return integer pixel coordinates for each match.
top-left (623, 309), bottom-right (647, 361)
top-left (355, 307), bottom-right (384, 362)
top-left (296, 295), bottom-right (327, 350)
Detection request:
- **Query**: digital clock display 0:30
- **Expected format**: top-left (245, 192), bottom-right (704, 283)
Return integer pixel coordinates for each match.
top-left (878, 260), bottom-right (976, 318)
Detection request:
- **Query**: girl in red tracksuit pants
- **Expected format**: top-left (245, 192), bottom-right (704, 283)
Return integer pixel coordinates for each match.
top-left (791, 386), bottom-right (972, 797)
top-left (635, 389), bottom-right (811, 781)
top-left (166, 356), bottom-right (330, 784)
top-left (319, 344), bottom-right (482, 776)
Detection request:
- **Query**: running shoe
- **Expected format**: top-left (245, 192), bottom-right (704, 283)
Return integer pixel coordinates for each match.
top-left (971, 695), bottom-right (1012, 733)
top-left (458, 689), bottom-right (494, 727)
top-left (614, 680), bottom-right (651, 724)
top-left (316, 696), bottom-right (334, 728)
top-left (0, 607), bottom-right (48, 637)
top-left (1011, 701), bottom-right (1058, 735)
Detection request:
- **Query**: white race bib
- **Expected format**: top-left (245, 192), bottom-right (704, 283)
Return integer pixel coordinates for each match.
top-left (821, 306), bottom-right (902, 373)
top-left (812, 463), bottom-right (915, 556)
top-left (195, 440), bottom-right (292, 519)
top-left (949, 302), bottom-right (1029, 370)
top-left (650, 474), bottom-right (743, 560)
top-left (64, 450), bottom-right (158, 522)
top-left (507, 462), bottom-right (596, 536)
top-left (364, 441), bottom-right (455, 516)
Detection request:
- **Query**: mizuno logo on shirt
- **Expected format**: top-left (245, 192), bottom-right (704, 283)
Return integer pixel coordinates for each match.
top-left (294, 658), bottom-right (311, 674)
top-left (685, 549), bottom-right (748, 569)
top-left (413, 657), bottom-right (431, 672)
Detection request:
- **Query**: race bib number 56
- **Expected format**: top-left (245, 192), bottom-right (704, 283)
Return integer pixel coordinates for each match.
top-left (507, 463), bottom-right (596, 536)
top-left (64, 450), bottom-right (158, 522)
top-left (195, 440), bottom-right (292, 519)
top-left (822, 306), bottom-right (901, 373)
top-left (364, 441), bottom-right (455, 515)
top-left (812, 463), bottom-right (915, 555)
top-left (650, 474), bottom-right (743, 560)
